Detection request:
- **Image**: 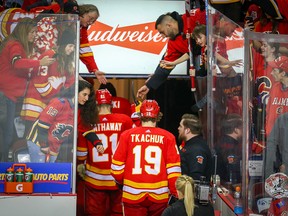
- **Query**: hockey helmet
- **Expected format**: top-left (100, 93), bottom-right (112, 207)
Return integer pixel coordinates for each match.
top-left (140, 100), bottom-right (160, 118)
top-left (96, 89), bottom-right (112, 105)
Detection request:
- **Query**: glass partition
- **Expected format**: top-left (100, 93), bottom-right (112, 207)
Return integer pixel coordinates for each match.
top-left (244, 31), bottom-right (288, 215)
top-left (0, 11), bottom-right (79, 194)
top-left (207, 4), bottom-right (288, 215)
top-left (207, 4), bottom-right (244, 186)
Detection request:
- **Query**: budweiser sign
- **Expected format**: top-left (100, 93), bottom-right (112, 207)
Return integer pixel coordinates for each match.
top-left (88, 21), bottom-right (168, 54)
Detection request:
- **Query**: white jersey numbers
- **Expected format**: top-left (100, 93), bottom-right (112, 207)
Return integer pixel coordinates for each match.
top-left (92, 133), bottom-right (118, 162)
top-left (132, 145), bottom-right (162, 175)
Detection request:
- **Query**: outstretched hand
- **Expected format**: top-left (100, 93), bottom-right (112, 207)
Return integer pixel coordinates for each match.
top-left (219, 59), bottom-right (243, 69)
top-left (137, 85), bottom-right (149, 100)
top-left (94, 70), bottom-right (107, 84)
top-left (160, 60), bottom-right (176, 67)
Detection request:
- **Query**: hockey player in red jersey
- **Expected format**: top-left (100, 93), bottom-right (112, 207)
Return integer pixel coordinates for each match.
top-left (77, 89), bottom-right (133, 216)
top-left (99, 82), bottom-right (132, 117)
top-left (111, 99), bottom-right (181, 216)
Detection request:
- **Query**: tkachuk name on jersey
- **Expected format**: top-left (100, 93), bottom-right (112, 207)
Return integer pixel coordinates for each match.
top-left (131, 134), bottom-right (164, 144)
top-left (94, 122), bottom-right (123, 131)
top-left (272, 97), bottom-right (288, 106)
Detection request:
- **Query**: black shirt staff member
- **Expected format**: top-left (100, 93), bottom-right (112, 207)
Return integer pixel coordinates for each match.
top-left (178, 114), bottom-right (213, 181)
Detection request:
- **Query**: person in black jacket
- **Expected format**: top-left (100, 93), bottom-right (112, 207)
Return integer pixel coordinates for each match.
top-left (215, 114), bottom-right (242, 185)
top-left (136, 8), bottom-right (206, 100)
top-left (162, 175), bottom-right (214, 216)
top-left (178, 114), bottom-right (213, 181)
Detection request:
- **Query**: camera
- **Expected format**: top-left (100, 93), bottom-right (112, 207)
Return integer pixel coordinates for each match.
top-left (195, 176), bottom-right (210, 205)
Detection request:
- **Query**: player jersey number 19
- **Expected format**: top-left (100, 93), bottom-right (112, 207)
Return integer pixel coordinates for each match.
top-left (132, 145), bottom-right (162, 175)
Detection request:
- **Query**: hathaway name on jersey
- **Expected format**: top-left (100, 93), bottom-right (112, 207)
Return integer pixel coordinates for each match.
top-left (94, 122), bottom-right (123, 131)
top-left (131, 134), bottom-right (164, 144)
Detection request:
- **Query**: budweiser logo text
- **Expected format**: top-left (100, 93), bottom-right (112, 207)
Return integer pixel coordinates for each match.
top-left (88, 22), bottom-right (168, 54)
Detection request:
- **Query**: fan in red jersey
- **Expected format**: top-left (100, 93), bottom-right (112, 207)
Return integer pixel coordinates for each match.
top-left (0, 17), bottom-right (54, 161)
top-left (20, 29), bottom-right (76, 134)
top-left (77, 88), bottom-right (133, 215)
top-left (78, 4), bottom-right (107, 84)
top-left (26, 84), bottom-right (76, 163)
top-left (265, 56), bottom-right (288, 137)
top-left (111, 99), bottom-right (181, 216)
top-left (264, 57), bottom-right (288, 177)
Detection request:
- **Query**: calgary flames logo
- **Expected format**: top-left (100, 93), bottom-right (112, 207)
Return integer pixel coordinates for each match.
top-left (52, 123), bottom-right (73, 141)
top-left (256, 76), bottom-right (272, 104)
top-left (0, 8), bottom-right (35, 41)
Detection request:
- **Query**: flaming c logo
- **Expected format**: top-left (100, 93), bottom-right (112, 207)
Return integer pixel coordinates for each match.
top-left (87, 22), bottom-right (168, 54)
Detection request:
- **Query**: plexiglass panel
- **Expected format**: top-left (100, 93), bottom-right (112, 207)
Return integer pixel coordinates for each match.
top-left (207, 4), bottom-right (288, 215)
top-left (0, 11), bottom-right (79, 164)
top-left (245, 31), bottom-right (288, 215)
top-left (207, 4), bottom-right (244, 186)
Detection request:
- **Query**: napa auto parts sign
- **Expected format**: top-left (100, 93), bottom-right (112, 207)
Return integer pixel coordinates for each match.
top-left (78, 0), bottom-right (185, 76)
top-left (0, 163), bottom-right (72, 193)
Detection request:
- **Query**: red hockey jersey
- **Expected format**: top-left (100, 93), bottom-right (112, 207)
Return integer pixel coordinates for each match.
top-left (252, 49), bottom-right (275, 104)
top-left (27, 97), bottom-right (74, 156)
top-left (111, 126), bottom-right (181, 204)
top-left (80, 26), bottom-right (99, 72)
top-left (112, 96), bottom-right (132, 117)
top-left (266, 82), bottom-right (288, 136)
top-left (77, 113), bottom-right (133, 190)
top-left (0, 40), bottom-right (40, 102)
top-left (21, 50), bottom-right (75, 121)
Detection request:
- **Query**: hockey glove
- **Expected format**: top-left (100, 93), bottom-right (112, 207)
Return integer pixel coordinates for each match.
top-left (77, 164), bottom-right (86, 179)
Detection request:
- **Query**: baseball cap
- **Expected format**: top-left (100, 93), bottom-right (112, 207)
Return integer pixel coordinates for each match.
top-left (63, 0), bottom-right (79, 14)
top-left (268, 56), bottom-right (288, 71)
